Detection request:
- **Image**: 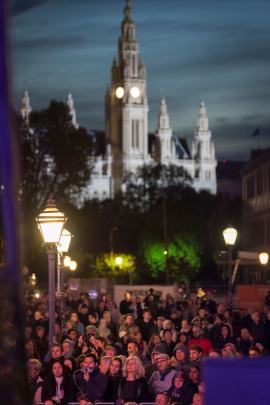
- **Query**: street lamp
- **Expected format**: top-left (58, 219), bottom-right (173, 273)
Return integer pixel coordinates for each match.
top-left (223, 225), bottom-right (237, 309)
top-left (64, 256), bottom-right (71, 267)
top-left (36, 195), bottom-right (67, 355)
top-left (259, 252), bottom-right (269, 265)
top-left (70, 261), bottom-right (77, 271)
top-left (116, 256), bottom-right (122, 265)
top-left (57, 229), bottom-right (72, 333)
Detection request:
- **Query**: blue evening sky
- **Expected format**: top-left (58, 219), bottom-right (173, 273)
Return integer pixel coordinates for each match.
top-left (9, 0), bottom-right (270, 160)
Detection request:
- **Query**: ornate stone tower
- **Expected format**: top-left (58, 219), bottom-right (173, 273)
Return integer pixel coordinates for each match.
top-left (105, 0), bottom-right (149, 192)
top-left (191, 101), bottom-right (217, 193)
top-left (20, 90), bottom-right (32, 123)
top-left (154, 98), bottom-right (176, 163)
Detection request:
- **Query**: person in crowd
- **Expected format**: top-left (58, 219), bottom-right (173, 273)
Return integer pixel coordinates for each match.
top-left (173, 345), bottom-right (195, 375)
top-left (101, 345), bottom-right (117, 358)
top-left (255, 342), bottom-right (269, 356)
top-left (166, 296), bottom-right (175, 313)
top-left (99, 356), bottom-right (112, 374)
top-left (116, 331), bottom-right (130, 357)
top-left (76, 355), bottom-right (86, 370)
top-left (41, 359), bottom-right (76, 405)
top-left (162, 329), bottom-right (176, 357)
top-left (170, 309), bottom-right (181, 333)
top-left (193, 392), bottom-right (204, 405)
top-left (106, 334), bottom-right (122, 355)
top-left (88, 313), bottom-right (99, 329)
top-left (62, 340), bottom-right (74, 359)
top-left (236, 350), bottom-right (245, 358)
top-left (189, 345), bottom-right (203, 367)
top-left (34, 326), bottom-right (48, 362)
top-left (69, 311), bottom-right (85, 335)
top-left (149, 353), bottom-right (176, 398)
top-left (214, 326), bottom-right (236, 350)
top-left (104, 311), bottom-right (117, 337)
top-left (158, 301), bottom-right (170, 319)
top-left (135, 331), bottom-right (147, 356)
top-left (64, 357), bottom-right (77, 374)
top-left (147, 334), bottom-right (161, 357)
top-left (210, 315), bottom-right (229, 344)
top-left (144, 343), bottom-right (167, 382)
top-left (236, 328), bottom-right (251, 355)
top-left (208, 349), bottom-right (222, 358)
top-left (136, 309), bottom-right (155, 343)
top-left (24, 326), bottom-right (33, 344)
top-left (179, 302), bottom-right (193, 325)
top-left (249, 347), bottom-right (261, 358)
top-left (191, 308), bottom-right (209, 330)
top-left (231, 311), bottom-right (244, 336)
top-left (65, 293), bottom-right (77, 310)
top-left (248, 312), bottom-right (268, 347)
top-left (96, 300), bottom-right (108, 320)
top-left (75, 353), bottom-right (108, 403)
top-left (223, 343), bottom-right (236, 357)
top-left (179, 332), bottom-right (189, 345)
top-left (201, 293), bottom-right (217, 318)
top-left (147, 294), bottom-right (159, 319)
top-left (150, 316), bottom-right (165, 336)
top-left (98, 318), bottom-right (111, 339)
top-left (187, 327), bottom-right (213, 355)
top-left (133, 296), bottom-right (145, 320)
top-left (28, 359), bottom-right (43, 405)
top-left (188, 366), bottom-right (200, 393)
top-left (242, 308), bottom-right (255, 329)
top-left (117, 356), bottom-right (149, 403)
top-left (120, 293), bottom-right (133, 315)
top-left (119, 313), bottom-right (140, 337)
top-left (166, 371), bottom-right (195, 405)
top-left (108, 299), bottom-right (121, 326)
top-left (156, 392), bottom-right (170, 405)
top-left (127, 341), bottom-right (151, 366)
top-left (160, 320), bottom-right (177, 343)
top-left (180, 320), bottom-right (193, 339)
top-left (104, 357), bottom-right (122, 402)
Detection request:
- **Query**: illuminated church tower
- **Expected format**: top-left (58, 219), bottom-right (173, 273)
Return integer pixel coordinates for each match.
top-left (105, 0), bottom-right (150, 192)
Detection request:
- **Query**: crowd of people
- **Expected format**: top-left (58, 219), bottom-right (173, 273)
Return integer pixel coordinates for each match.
top-left (1, 288), bottom-right (270, 405)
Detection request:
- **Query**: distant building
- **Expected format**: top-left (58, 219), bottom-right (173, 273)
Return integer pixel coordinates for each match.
top-left (20, 1), bottom-right (218, 205)
top-left (217, 160), bottom-right (247, 199)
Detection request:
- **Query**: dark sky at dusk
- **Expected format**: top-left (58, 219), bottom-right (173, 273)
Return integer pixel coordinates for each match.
top-left (9, 0), bottom-right (270, 161)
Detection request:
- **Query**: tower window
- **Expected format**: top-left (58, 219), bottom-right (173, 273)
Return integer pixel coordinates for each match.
top-left (132, 120), bottom-right (139, 150)
top-left (133, 55), bottom-right (136, 75)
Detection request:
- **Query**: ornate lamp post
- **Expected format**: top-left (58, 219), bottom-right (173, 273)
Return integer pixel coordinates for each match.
top-left (36, 195), bottom-right (67, 354)
top-left (57, 229), bottom-right (72, 333)
top-left (223, 225), bottom-right (237, 309)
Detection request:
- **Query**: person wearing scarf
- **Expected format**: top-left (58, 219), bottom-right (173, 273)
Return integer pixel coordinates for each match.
top-left (62, 340), bottom-right (74, 359)
top-left (98, 318), bottom-right (111, 338)
top-left (167, 371), bottom-right (195, 405)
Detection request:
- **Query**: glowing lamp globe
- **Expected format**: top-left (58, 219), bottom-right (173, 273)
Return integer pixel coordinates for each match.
top-left (223, 226), bottom-right (237, 246)
top-left (57, 229), bottom-right (72, 253)
top-left (116, 87), bottom-right (124, 99)
top-left (259, 252), bottom-right (269, 265)
top-left (70, 261), bottom-right (77, 271)
top-left (130, 87), bottom-right (140, 98)
top-left (36, 195), bottom-right (67, 246)
top-left (64, 256), bottom-right (71, 267)
top-left (116, 257), bottom-right (122, 265)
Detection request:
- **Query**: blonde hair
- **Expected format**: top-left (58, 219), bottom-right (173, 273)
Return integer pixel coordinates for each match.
top-left (122, 356), bottom-right (145, 379)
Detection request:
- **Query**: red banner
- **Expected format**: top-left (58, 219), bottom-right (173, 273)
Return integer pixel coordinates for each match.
top-left (237, 285), bottom-right (269, 312)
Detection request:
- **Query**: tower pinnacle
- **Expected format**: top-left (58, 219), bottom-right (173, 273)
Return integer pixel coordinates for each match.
top-left (124, 1), bottom-right (132, 21)
top-left (197, 101), bottom-right (208, 131)
top-left (20, 90), bottom-right (32, 123)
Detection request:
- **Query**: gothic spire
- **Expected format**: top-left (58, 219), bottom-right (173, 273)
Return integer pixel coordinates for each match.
top-left (197, 101), bottom-right (209, 131)
top-left (20, 89), bottom-right (32, 123)
top-left (124, 0), bottom-right (132, 21)
top-left (158, 98), bottom-right (170, 130)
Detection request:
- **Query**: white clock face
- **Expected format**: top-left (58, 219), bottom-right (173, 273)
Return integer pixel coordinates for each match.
top-left (116, 87), bottom-right (124, 99)
top-left (130, 87), bottom-right (140, 98)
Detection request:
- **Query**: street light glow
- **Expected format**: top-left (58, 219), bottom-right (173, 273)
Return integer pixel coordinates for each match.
top-left (64, 256), bottom-right (71, 267)
top-left (57, 229), bottom-right (72, 253)
top-left (116, 256), bottom-right (122, 265)
top-left (259, 252), bottom-right (269, 265)
top-left (223, 226), bottom-right (237, 246)
top-left (70, 261), bottom-right (77, 270)
top-left (36, 195), bottom-right (67, 245)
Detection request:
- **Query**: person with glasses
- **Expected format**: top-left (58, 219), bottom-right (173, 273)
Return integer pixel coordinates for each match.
top-left (156, 392), bottom-right (170, 405)
top-left (148, 353), bottom-right (176, 399)
top-left (117, 356), bottom-right (149, 403)
top-left (28, 359), bottom-right (43, 405)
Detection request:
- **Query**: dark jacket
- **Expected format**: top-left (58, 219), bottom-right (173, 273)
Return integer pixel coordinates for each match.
top-left (237, 338), bottom-right (251, 355)
top-left (104, 373), bottom-right (121, 402)
top-left (210, 324), bottom-right (231, 343)
top-left (167, 381), bottom-right (195, 405)
top-left (41, 373), bottom-right (76, 404)
top-left (249, 321), bottom-right (268, 347)
top-left (213, 336), bottom-right (236, 351)
top-left (136, 319), bottom-right (155, 343)
top-left (75, 366), bottom-right (108, 401)
top-left (144, 363), bottom-right (158, 382)
top-left (118, 376), bottom-right (149, 403)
